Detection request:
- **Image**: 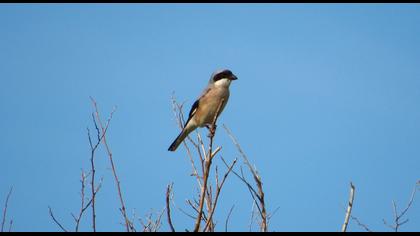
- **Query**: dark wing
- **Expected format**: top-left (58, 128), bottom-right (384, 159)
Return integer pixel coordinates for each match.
top-left (183, 99), bottom-right (199, 128)
top-left (182, 87), bottom-right (211, 128)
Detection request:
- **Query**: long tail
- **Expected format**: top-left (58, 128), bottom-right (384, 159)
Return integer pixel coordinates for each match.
top-left (168, 127), bottom-right (193, 152)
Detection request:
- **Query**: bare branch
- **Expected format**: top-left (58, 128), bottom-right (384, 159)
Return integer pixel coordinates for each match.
top-left (138, 209), bottom-right (165, 232)
top-left (350, 215), bottom-right (372, 232)
top-left (342, 182), bottom-right (355, 232)
top-left (87, 122), bottom-right (99, 232)
top-left (1, 186), bottom-right (13, 232)
top-left (175, 201), bottom-right (196, 220)
top-left (223, 125), bottom-right (258, 177)
top-left (255, 173), bottom-right (267, 232)
top-left (8, 219), bottom-right (12, 232)
top-left (222, 125), bottom-right (268, 232)
top-left (87, 106), bottom-right (112, 233)
top-left (249, 201), bottom-right (257, 232)
top-left (153, 209), bottom-right (165, 232)
top-left (186, 199), bottom-right (208, 223)
top-left (72, 169), bottom-right (92, 232)
top-left (193, 99), bottom-right (225, 232)
top-left (396, 184), bottom-right (417, 224)
top-left (267, 206), bottom-right (281, 226)
top-left (203, 158), bottom-right (237, 232)
top-left (225, 205), bottom-right (235, 232)
top-left (383, 182), bottom-right (419, 232)
top-left (221, 158), bottom-right (264, 229)
top-left (48, 206), bottom-right (68, 232)
top-left (166, 183), bottom-right (175, 232)
top-left (90, 97), bottom-right (131, 232)
top-left (196, 132), bottom-right (206, 171)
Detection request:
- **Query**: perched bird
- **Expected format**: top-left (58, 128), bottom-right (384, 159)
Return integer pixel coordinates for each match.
top-left (168, 69), bottom-right (238, 152)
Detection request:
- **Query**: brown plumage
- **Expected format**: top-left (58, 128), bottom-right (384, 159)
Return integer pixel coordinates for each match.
top-left (168, 69), bottom-right (238, 152)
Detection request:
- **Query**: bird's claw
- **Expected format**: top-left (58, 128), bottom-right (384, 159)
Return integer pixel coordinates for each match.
top-left (206, 124), bottom-right (217, 137)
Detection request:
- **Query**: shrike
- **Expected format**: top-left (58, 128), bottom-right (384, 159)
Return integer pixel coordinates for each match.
top-left (168, 69), bottom-right (238, 152)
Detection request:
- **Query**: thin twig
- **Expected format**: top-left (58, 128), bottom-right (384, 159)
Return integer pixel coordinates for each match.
top-left (203, 158), bottom-right (237, 232)
top-left (90, 97), bottom-right (131, 232)
top-left (1, 187), bottom-right (13, 232)
top-left (166, 183), bottom-right (176, 232)
top-left (8, 219), bottom-right (12, 232)
top-left (48, 206), bottom-right (68, 232)
top-left (221, 157), bottom-right (264, 225)
top-left (193, 99), bottom-right (225, 232)
top-left (394, 184), bottom-right (417, 229)
top-left (150, 209), bottom-right (165, 232)
top-left (175, 203), bottom-right (196, 220)
top-left (186, 199), bottom-right (208, 223)
top-left (154, 209), bottom-right (165, 232)
top-left (255, 173), bottom-right (267, 232)
top-left (125, 211), bottom-right (135, 232)
top-left (196, 132), bottom-right (206, 172)
top-left (139, 209), bottom-right (165, 232)
top-left (198, 132), bottom-right (216, 229)
top-left (87, 121), bottom-right (99, 232)
top-left (267, 206), bottom-right (281, 226)
top-left (223, 124), bottom-right (268, 232)
top-left (223, 125), bottom-right (257, 177)
top-left (249, 201), bottom-right (257, 232)
top-left (383, 182), bottom-right (419, 232)
top-left (350, 215), bottom-right (372, 232)
top-left (225, 205), bottom-right (235, 232)
top-left (73, 170), bottom-right (92, 232)
top-left (342, 182), bottom-right (355, 232)
top-left (87, 98), bottom-right (115, 232)
top-left (87, 109), bottom-right (111, 232)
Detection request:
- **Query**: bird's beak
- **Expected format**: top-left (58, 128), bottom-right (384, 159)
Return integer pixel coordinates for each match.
top-left (230, 74), bottom-right (238, 80)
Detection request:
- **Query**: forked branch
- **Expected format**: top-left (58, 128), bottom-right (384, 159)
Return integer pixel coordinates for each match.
top-left (90, 97), bottom-right (131, 232)
top-left (223, 125), bottom-right (268, 232)
top-left (383, 181), bottom-right (419, 232)
top-left (193, 98), bottom-right (225, 232)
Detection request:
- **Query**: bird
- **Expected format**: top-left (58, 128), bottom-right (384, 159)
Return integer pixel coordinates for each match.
top-left (168, 69), bottom-right (238, 152)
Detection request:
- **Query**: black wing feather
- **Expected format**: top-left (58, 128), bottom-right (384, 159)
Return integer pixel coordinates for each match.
top-left (182, 87), bottom-right (211, 128)
top-left (183, 99), bottom-right (199, 128)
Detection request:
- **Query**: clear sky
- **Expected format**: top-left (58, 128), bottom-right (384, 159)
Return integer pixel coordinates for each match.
top-left (1, 3), bottom-right (420, 232)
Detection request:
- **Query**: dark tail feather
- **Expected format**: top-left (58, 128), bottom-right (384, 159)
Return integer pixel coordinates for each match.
top-left (168, 129), bottom-right (189, 152)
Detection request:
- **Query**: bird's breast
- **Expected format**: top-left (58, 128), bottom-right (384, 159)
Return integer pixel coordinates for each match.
top-left (195, 87), bottom-right (230, 127)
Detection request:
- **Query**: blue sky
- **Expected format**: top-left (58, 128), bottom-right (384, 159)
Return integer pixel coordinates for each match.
top-left (1, 3), bottom-right (420, 232)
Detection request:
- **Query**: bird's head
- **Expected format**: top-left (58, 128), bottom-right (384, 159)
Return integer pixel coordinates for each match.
top-left (210, 69), bottom-right (238, 87)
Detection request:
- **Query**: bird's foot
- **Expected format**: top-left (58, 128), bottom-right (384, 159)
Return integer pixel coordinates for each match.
top-left (206, 124), bottom-right (217, 137)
